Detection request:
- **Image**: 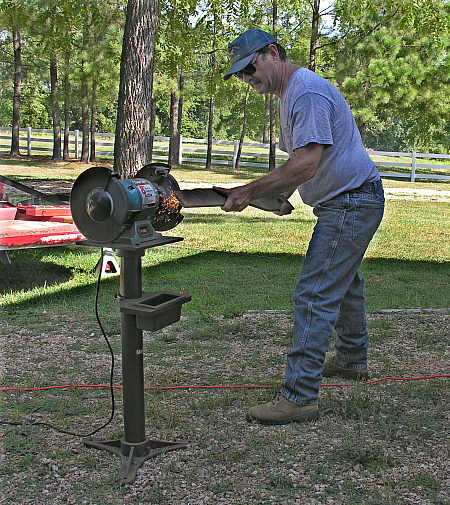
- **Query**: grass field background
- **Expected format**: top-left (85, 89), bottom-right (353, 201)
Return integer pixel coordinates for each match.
top-left (2, 129), bottom-right (449, 180)
top-left (1, 154), bottom-right (450, 189)
top-left (1, 157), bottom-right (449, 319)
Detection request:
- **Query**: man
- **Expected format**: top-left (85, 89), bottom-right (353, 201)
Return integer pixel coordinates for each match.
top-left (216, 28), bottom-right (385, 425)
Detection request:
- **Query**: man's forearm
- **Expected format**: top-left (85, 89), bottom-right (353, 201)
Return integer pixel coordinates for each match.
top-left (216, 144), bottom-right (323, 213)
top-left (242, 157), bottom-right (317, 200)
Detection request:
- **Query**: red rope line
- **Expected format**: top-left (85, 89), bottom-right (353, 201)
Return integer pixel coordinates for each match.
top-left (1, 374), bottom-right (448, 392)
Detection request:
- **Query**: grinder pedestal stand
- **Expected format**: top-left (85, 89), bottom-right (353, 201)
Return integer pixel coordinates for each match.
top-left (83, 236), bottom-right (189, 485)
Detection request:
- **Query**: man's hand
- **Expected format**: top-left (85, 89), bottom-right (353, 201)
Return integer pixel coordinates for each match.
top-left (213, 185), bottom-right (253, 212)
top-left (273, 199), bottom-right (294, 216)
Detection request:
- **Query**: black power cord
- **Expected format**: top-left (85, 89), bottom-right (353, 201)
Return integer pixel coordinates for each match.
top-left (1, 247), bottom-right (117, 437)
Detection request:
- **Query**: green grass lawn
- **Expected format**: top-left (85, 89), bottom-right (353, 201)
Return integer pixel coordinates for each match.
top-left (4, 130), bottom-right (449, 175)
top-left (2, 193), bottom-right (449, 319)
top-left (1, 154), bottom-right (450, 188)
top-left (1, 156), bottom-right (449, 320)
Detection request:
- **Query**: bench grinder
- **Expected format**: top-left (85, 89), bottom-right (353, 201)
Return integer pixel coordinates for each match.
top-left (70, 163), bottom-right (191, 485)
top-left (70, 163), bottom-right (184, 246)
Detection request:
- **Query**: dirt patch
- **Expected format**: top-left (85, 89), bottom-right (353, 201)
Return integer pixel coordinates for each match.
top-left (0, 311), bottom-right (448, 505)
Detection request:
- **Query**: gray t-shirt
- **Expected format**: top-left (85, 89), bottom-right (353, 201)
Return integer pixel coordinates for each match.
top-left (279, 68), bottom-right (379, 207)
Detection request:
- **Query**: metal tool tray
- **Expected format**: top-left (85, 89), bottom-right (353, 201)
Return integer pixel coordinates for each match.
top-left (120, 291), bottom-right (192, 331)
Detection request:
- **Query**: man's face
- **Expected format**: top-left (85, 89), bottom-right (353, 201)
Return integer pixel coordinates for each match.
top-left (236, 51), bottom-right (278, 94)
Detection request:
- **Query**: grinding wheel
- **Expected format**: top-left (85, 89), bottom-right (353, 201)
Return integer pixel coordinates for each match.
top-left (136, 163), bottom-right (181, 194)
top-left (70, 166), bottom-right (130, 243)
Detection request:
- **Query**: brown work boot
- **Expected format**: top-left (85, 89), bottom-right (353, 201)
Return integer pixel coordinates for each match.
top-left (323, 358), bottom-right (368, 380)
top-left (246, 394), bottom-right (319, 425)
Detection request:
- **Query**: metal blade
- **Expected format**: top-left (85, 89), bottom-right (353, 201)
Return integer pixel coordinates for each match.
top-left (175, 189), bottom-right (226, 208)
top-left (175, 188), bottom-right (290, 212)
top-left (0, 175), bottom-right (68, 205)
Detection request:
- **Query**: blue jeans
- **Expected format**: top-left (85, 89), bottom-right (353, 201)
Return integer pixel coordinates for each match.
top-left (281, 179), bottom-right (385, 406)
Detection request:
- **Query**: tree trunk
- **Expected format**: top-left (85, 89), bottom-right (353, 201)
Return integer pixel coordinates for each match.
top-left (169, 68), bottom-right (184, 166)
top-left (149, 96), bottom-right (155, 162)
top-left (177, 69), bottom-right (184, 163)
top-left (262, 95), bottom-right (270, 144)
top-left (269, 96), bottom-right (277, 171)
top-left (206, 13), bottom-right (217, 172)
top-left (234, 88), bottom-right (249, 171)
top-left (168, 89), bottom-right (177, 164)
top-left (114, 0), bottom-right (159, 178)
top-left (269, 0), bottom-right (278, 171)
top-left (358, 122), bottom-right (366, 143)
top-left (358, 78), bottom-right (370, 144)
top-left (89, 79), bottom-right (97, 162)
top-left (206, 95), bottom-right (214, 170)
top-left (308, 0), bottom-right (321, 71)
top-left (10, 29), bottom-right (22, 157)
top-left (149, 71), bottom-right (155, 162)
top-left (63, 66), bottom-right (70, 160)
top-left (50, 57), bottom-right (62, 160)
top-left (80, 75), bottom-right (90, 162)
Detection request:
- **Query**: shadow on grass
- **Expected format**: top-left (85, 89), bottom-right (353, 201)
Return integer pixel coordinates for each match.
top-left (182, 212), bottom-right (309, 225)
top-left (1, 253), bottom-right (72, 294)
top-left (0, 154), bottom-right (107, 165)
top-left (0, 156), bottom-right (74, 168)
top-left (0, 155), bottom-right (263, 182)
top-left (2, 246), bottom-right (449, 317)
top-left (3, 175), bottom-right (76, 184)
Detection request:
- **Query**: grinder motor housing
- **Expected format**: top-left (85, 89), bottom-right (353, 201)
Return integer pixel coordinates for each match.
top-left (70, 163), bottom-right (183, 247)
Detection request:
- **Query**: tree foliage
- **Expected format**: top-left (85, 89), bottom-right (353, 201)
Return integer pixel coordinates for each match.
top-left (332, 0), bottom-right (449, 148)
top-left (0, 0), bottom-right (448, 156)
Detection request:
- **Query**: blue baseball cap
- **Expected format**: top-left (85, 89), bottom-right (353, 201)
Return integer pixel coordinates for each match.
top-left (223, 29), bottom-right (276, 80)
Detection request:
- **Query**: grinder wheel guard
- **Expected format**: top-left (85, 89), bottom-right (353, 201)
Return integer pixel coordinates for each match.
top-left (135, 163), bottom-right (183, 231)
top-left (70, 164), bottom-right (184, 243)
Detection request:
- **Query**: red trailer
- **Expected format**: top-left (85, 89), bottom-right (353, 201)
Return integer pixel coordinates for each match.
top-left (0, 176), bottom-right (119, 276)
top-left (0, 204), bottom-right (85, 261)
top-left (0, 177), bottom-right (85, 262)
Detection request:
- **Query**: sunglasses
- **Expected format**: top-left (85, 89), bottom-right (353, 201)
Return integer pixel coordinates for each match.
top-left (235, 53), bottom-right (260, 79)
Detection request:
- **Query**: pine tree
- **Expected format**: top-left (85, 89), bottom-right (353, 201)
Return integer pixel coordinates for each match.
top-left (114, 0), bottom-right (159, 177)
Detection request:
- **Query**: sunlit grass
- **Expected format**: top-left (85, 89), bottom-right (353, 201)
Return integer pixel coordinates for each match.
top-left (1, 193), bottom-right (449, 318)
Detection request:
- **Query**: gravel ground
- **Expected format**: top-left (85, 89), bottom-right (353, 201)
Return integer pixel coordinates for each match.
top-left (1, 311), bottom-right (449, 505)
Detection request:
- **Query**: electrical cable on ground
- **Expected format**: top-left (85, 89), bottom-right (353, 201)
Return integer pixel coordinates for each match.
top-left (0, 248), bottom-right (117, 437)
top-left (1, 374), bottom-right (448, 393)
top-left (1, 376), bottom-right (448, 428)
top-left (1, 240), bottom-right (448, 434)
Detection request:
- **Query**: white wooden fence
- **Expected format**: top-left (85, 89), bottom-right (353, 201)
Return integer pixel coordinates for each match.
top-left (1, 127), bottom-right (449, 182)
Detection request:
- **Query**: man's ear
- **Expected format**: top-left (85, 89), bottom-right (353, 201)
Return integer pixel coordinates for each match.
top-left (267, 44), bottom-right (281, 61)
